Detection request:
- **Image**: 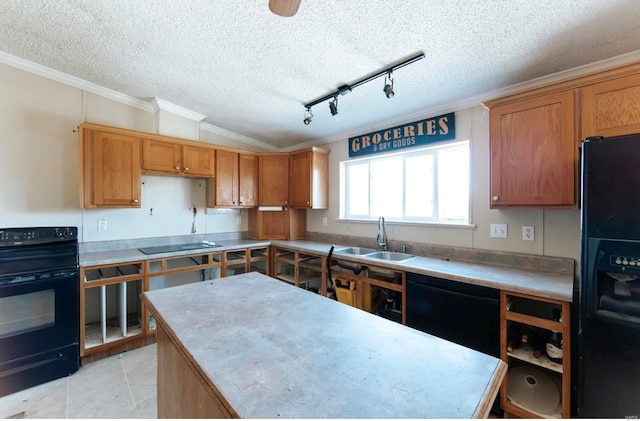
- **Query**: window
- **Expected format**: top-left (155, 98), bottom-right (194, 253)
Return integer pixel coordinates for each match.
top-left (340, 141), bottom-right (469, 224)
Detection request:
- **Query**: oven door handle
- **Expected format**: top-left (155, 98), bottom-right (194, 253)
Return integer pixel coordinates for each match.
top-left (0, 270), bottom-right (78, 287)
top-left (413, 281), bottom-right (500, 305)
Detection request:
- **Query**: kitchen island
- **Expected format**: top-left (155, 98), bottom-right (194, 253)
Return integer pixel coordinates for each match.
top-left (141, 271), bottom-right (507, 418)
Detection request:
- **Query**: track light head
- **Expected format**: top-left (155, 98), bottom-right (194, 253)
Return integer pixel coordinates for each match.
top-left (384, 72), bottom-right (394, 99)
top-left (303, 108), bottom-right (313, 125)
top-left (329, 96), bottom-right (338, 116)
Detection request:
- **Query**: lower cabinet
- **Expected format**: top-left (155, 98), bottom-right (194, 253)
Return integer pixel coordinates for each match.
top-left (500, 291), bottom-right (571, 418)
top-left (80, 246), bottom-right (269, 363)
top-left (270, 246), bottom-right (406, 324)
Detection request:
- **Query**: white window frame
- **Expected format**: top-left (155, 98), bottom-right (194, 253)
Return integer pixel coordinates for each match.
top-left (339, 140), bottom-right (471, 226)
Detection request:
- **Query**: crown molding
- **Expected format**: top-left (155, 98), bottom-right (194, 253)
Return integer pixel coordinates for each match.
top-left (0, 50), bottom-right (155, 112)
top-left (152, 97), bottom-right (206, 121)
top-left (199, 122), bottom-right (279, 152)
top-left (302, 49), bottom-right (640, 148)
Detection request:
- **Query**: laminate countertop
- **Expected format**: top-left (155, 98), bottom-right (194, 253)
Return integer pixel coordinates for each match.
top-left (79, 239), bottom-right (574, 302)
top-left (141, 272), bottom-right (507, 418)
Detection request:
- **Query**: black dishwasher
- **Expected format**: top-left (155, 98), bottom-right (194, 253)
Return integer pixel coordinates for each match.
top-left (406, 273), bottom-right (500, 358)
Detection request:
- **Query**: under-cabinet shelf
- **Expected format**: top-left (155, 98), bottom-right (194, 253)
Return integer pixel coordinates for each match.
top-left (507, 346), bottom-right (563, 374)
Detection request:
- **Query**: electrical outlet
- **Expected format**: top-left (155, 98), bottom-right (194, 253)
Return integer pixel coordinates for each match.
top-left (522, 225), bottom-right (535, 241)
top-left (98, 219), bottom-right (107, 232)
top-left (236, 216), bottom-right (242, 225)
top-left (322, 217), bottom-right (328, 226)
top-left (490, 223), bottom-right (507, 238)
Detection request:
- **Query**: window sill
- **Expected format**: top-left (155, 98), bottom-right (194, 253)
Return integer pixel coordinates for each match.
top-left (335, 218), bottom-right (476, 229)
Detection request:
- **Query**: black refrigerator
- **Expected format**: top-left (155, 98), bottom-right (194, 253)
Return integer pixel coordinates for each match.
top-left (576, 134), bottom-right (640, 417)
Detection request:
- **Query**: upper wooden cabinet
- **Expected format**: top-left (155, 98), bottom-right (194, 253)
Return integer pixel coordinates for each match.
top-left (142, 138), bottom-right (215, 177)
top-left (581, 72), bottom-right (640, 138)
top-left (289, 148), bottom-right (329, 209)
top-left (258, 154), bottom-right (289, 206)
top-left (208, 150), bottom-right (257, 208)
top-left (81, 128), bottom-right (141, 208)
top-left (487, 91), bottom-right (577, 209)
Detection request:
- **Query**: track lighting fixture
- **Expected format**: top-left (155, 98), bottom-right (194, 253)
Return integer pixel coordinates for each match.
top-left (303, 108), bottom-right (313, 125)
top-left (329, 96), bottom-right (339, 116)
top-left (302, 52), bottom-right (424, 124)
top-left (384, 72), bottom-right (394, 99)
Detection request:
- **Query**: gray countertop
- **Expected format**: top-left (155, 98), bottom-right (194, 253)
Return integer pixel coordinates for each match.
top-left (80, 238), bottom-right (574, 302)
top-left (141, 272), bottom-right (507, 418)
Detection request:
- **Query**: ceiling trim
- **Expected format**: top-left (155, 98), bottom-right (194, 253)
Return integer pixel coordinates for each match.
top-left (152, 97), bottom-right (206, 121)
top-left (0, 50), bottom-right (155, 112)
top-left (3, 48), bottom-right (640, 152)
top-left (287, 49), bottom-right (640, 151)
top-left (199, 122), bottom-right (279, 152)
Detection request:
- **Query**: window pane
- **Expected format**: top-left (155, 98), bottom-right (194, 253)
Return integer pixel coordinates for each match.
top-left (347, 163), bottom-right (369, 216)
top-left (405, 154), bottom-right (434, 218)
top-left (370, 157), bottom-right (402, 218)
top-left (438, 146), bottom-right (469, 221)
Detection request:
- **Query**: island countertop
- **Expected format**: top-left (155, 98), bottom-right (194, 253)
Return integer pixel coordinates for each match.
top-left (141, 271), bottom-right (507, 419)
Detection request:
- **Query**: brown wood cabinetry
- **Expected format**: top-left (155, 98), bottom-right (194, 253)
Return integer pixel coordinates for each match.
top-left (289, 147), bottom-right (329, 209)
top-left (142, 138), bottom-right (215, 177)
top-left (500, 291), bottom-right (571, 418)
top-left (258, 154), bottom-right (289, 206)
top-left (207, 150), bottom-right (257, 207)
top-left (581, 72), bottom-right (640, 138)
top-left (80, 246), bottom-right (268, 364)
top-left (81, 128), bottom-right (141, 208)
top-left (484, 61), bottom-right (640, 209)
top-left (488, 91), bottom-right (577, 208)
top-left (247, 207), bottom-right (306, 240)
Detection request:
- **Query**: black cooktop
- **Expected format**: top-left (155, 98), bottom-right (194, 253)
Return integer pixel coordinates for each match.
top-left (138, 243), bottom-right (222, 255)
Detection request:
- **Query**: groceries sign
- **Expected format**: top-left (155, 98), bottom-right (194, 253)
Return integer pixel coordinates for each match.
top-left (348, 112), bottom-right (455, 157)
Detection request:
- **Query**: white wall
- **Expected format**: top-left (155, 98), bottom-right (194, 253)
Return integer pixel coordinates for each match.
top-left (0, 60), bottom-right (581, 264)
top-left (306, 106), bottom-right (581, 263)
top-left (0, 63), bottom-right (247, 243)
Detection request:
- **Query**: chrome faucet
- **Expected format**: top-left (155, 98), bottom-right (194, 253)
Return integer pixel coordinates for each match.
top-left (376, 216), bottom-right (387, 250)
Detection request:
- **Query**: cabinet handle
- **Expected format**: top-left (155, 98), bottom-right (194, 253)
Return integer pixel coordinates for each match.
top-left (184, 167), bottom-right (190, 171)
top-left (492, 195), bottom-right (500, 202)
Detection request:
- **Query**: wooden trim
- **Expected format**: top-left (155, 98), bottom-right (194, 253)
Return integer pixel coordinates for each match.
top-left (483, 60), bottom-right (640, 109)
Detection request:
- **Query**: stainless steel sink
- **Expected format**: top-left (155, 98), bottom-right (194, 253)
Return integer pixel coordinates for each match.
top-left (333, 247), bottom-right (378, 255)
top-left (364, 251), bottom-right (416, 262)
top-left (332, 247), bottom-right (377, 275)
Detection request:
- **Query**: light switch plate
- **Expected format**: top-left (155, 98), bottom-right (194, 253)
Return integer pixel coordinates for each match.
top-left (490, 223), bottom-right (507, 238)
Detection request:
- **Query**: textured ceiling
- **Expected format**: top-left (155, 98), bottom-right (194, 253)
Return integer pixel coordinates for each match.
top-left (2, 0), bottom-right (640, 149)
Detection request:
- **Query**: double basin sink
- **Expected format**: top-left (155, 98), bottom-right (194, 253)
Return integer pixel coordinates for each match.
top-left (332, 246), bottom-right (416, 278)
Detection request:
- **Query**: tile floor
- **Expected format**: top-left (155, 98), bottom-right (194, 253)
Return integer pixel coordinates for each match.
top-left (0, 344), bottom-right (157, 419)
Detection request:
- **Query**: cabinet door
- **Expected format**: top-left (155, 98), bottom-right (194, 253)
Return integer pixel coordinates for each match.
top-left (258, 154), bottom-right (289, 206)
top-left (290, 149), bottom-right (329, 209)
top-left (581, 73), bottom-right (640, 138)
top-left (238, 153), bottom-right (257, 207)
top-left (142, 138), bottom-right (181, 174)
top-left (289, 151), bottom-right (311, 208)
top-left (88, 130), bottom-right (141, 207)
top-left (490, 91), bottom-right (576, 208)
top-left (215, 150), bottom-right (239, 207)
top-left (182, 145), bottom-right (215, 177)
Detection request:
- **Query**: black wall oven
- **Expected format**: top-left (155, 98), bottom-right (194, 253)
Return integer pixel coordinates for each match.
top-left (0, 227), bottom-right (79, 397)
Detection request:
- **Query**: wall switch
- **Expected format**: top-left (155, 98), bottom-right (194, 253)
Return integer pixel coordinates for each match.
top-left (522, 225), bottom-right (535, 241)
top-left (98, 219), bottom-right (107, 232)
top-left (490, 223), bottom-right (507, 238)
top-left (322, 217), bottom-right (328, 226)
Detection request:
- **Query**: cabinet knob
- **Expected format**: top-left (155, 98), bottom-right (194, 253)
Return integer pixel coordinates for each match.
top-left (133, 199), bottom-right (139, 203)
top-left (232, 201), bottom-right (236, 204)
top-left (175, 166), bottom-right (180, 170)
top-left (307, 201), bottom-right (310, 205)
top-left (284, 201), bottom-right (288, 205)
top-left (492, 195), bottom-right (500, 202)
top-left (184, 167), bottom-right (190, 171)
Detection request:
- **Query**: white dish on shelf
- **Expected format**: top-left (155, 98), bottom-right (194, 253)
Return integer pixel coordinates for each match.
top-left (508, 366), bottom-right (560, 416)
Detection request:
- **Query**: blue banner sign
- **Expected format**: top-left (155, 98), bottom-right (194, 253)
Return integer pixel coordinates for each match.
top-left (348, 112), bottom-right (455, 158)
